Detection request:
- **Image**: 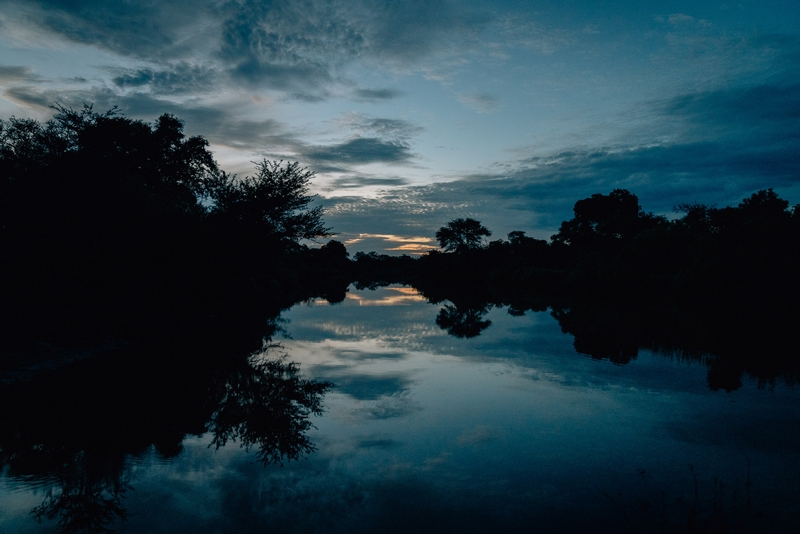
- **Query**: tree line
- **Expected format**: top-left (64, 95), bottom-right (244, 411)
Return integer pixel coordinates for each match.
top-left (2, 107), bottom-right (799, 532)
top-left (2, 106), bottom-right (798, 385)
top-left (353, 188), bottom-right (800, 389)
top-left (0, 105), bottom-right (349, 348)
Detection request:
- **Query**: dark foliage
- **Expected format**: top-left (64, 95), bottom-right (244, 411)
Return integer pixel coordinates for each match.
top-left (209, 350), bottom-right (332, 465)
top-left (401, 188), bottom-right (800, 390)
top-left (0, 341), bottom-right (332, 533)
top-left (0, 105), bottom-right (339, 348)
top-left (0, 106), bottom-right (346, 531)
top-left (435, 217), bottom-right (491, 252)
top-left (2, 104), bottom-right (799, 531)
top-left (206, 160), bottom-right (331, 243)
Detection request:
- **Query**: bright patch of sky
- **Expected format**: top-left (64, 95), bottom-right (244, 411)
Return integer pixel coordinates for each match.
top-left (2, 0), bottom-right (799, 252)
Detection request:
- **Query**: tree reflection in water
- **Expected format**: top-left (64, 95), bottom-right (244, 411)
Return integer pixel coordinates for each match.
top-left (209, 347), bottom-right (332, 465)
top-left (424, 288), bottom-right (799, 392)
top-left (30, 453), bottom-right (130, 534)
top-left (435, 303), bottom-right (492, 339)
top-left (0, 345), bottom-right (331, 533)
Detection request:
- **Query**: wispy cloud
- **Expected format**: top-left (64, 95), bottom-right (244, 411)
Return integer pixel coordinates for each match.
top-left (304, 138), bottom-right (413, 166)
top-left (352, 88), bottom-right (405, 102)
top-left (1, 0), bottom-right (494, 97)
top-left (328, 176), bottom-right (411, 189)
top-left (457, 93), bottom-right (499, 113)
top-left (338, 114), bottom-right (423, 139)
top-left (0, 66), bottom-right (38, 82)
top-left (110, 63), bottom-right (219, 95)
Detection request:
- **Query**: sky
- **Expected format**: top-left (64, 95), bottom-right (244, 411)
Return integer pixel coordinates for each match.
top-left (1, 0), bottom-right (799, 254)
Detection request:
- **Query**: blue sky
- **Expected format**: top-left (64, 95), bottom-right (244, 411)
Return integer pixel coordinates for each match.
top-left (2, 0), bottom-right (799, 253)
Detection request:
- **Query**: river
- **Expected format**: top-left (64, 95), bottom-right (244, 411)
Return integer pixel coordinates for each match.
top-left (1, 285), bottom-right (799, 532)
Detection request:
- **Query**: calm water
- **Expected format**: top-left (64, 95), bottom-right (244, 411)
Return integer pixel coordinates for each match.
top-left (2, 285), bottom-right (799, 532)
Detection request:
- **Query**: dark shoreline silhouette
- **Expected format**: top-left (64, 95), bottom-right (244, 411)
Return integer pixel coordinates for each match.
top-left (2, 106), bottom-right (799, 531)
top-left (2, 106), bottom-right (798, 387)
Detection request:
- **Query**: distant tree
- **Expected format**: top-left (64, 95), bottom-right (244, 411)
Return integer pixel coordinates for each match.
top-left (507, 231), bottom-right (529, 245)
top-left (552, 189), bottom-right (665, 247)
top-left (507, 230), bottom-right (548, 250)
top-left (435, 218), bottom-right (491, 252)
top-left (738, 188), bottom-right (789, 216)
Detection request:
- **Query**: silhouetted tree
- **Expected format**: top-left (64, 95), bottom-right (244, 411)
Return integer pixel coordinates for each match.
top-left (207, 160), bottom-right (331, 244)
top-left (552, 189), bottom-right (663, 246)
top-left (435, 218), bottom-right (491, 252)
top-left (0, 105), bottom-right (353, 344)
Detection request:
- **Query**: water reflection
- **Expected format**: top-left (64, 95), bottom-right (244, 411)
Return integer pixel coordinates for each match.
top-left (276, 287), bottom-right (800, 532)
top-left (415, 283), bottom-right (800, 391)
top-left (435, 303), bottom-right (492, 338)
top-left (209, 350), bottom-right (332, 466)
top-left (2, 285), bottom-right (799, 532)
top-left (29, 455), bottom-right (130, 534)
top-left (0, 345), bottom-right (330, 532)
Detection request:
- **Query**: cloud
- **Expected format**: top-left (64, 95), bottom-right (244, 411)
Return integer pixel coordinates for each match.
top-left (457, 93), bottom-right (499, 113)
top-left (2, 0), bottom-right (493, 96)
top-left (216, 0), bottom-right (490, 93)
top-left (304, 137), bottom-right (413, 165)
top-left (667, 13), bottom-right (697, 25)
top-left (217, 0), bottom-right (363, 91)
top-left (358, 438), bottom-right (400, 449)
top-left (286, 92), bottom-right (330, 102)
top-left (340, 233), bottom-right (436, 255)
top-left (352, 88), bottom-right (404, 102)
top-left (328, 176), bottom-right (411, 189)
top-left (456, 425), bottom-right (496, 446)
top-left (0, 66), bottom-right (37, 82)
top-left (658, 83), bottom-right (800, 141)
top-left (0, 82), bottom-right (422, 173)
top-left (2, 85), bottom-right (56, 109)
top-left (0, 83), bottom-right (310, 158)
top-left (2, 0), bottom-right (212, 59)
top-left (332, 114), bottom-right (424, 143)
top-left (110, 63), bottom-right (219, 95)
top-left (320, 81), bottom-right (800, 252)
top-left (330, 375), bottom-right (411, 401)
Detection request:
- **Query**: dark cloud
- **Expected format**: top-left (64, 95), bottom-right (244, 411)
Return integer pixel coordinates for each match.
top-left (358, 438), bottom-right (400, 449)
top-left (659, 83), bottom-right (800, 141)
top-left (0, 66), bottom-right (37, 82)
top-left (328, 176), bottom-right (411, 189)
top-left (305, 137), bottom-right (413, 165)
top-left (110, 63), bottom-right (218, 95)
top-left (217, 0), bottom-right (363, 91)
top-left (1, 83), bottom-right (419, 169)
top-left (285, 92), bottom-right (330, 103)
top-left (3, 85), bottom-right (57, 110)
top-left (327, 374), bottom-right (411, 401)
top-left (214, 0), bottom-right (489, 92)
top-left (3, 0), bottom-right (206, 58)
top-left (353, 88), bottom-right (404, 101)
top-left (363, 0), bottom-right (490, 63)
top-left (351, 117), bottom-right (423, 138)
top-left (2, 84), bottom-right (219, 127)
top-left (3, 0), bottom-right (490, 96)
